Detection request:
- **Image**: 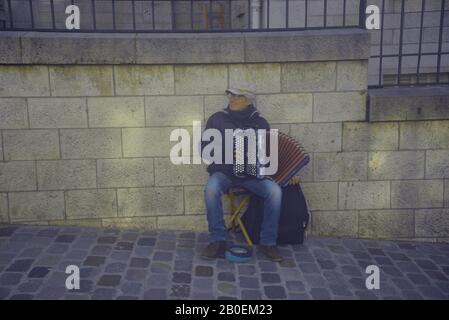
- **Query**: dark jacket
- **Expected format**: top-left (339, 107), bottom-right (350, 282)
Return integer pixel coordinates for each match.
top-left (201, 104), bottom-right (270, 177)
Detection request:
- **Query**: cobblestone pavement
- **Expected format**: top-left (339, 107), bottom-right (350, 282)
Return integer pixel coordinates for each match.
top-left (0, 224), bottom-right (448, 300)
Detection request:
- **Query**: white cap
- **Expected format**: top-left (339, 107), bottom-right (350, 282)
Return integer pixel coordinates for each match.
top-left (225, 82), bottom-right (256, 102)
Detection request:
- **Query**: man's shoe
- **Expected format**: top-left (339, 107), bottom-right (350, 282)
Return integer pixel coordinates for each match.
top-left (259, 245), bottom-right (283, 262)
top-left (201, 240), bottom-right (227, 260)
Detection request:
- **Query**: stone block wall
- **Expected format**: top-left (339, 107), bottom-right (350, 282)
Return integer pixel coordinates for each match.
top-left (0, 28), bottom-right (448, 242)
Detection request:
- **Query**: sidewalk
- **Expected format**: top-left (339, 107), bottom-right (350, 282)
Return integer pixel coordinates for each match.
top-left (0, 224), bottom-right (448, 300)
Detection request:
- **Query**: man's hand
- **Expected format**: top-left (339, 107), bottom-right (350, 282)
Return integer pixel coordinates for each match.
top-left (288, 176), bottom-right (301, 185)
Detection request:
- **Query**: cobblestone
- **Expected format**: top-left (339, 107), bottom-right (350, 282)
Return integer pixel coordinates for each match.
top-left (0, 224), bottom-right (447, 300)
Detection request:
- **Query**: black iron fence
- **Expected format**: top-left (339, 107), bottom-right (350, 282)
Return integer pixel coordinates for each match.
top-left (0, 0), bottom-right (448, 88)
top-left (0, 0), bottom-right (366, 32)
top-left (369, 0), bottom-right (448, 87)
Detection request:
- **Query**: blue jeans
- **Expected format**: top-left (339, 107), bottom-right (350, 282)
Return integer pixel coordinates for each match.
top-left (204, 171), bottom-right (282, 246)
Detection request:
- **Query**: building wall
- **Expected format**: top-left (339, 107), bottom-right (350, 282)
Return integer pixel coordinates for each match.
top-left (0, 29), bottom-right (448, 242)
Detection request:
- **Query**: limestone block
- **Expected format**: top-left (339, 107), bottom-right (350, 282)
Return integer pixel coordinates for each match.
top-left (0, 98), bottom-right (28, 129)
top-left (157, 215), bottom-right (208, 232)
top-left (368, 151), bottom-right (425, 180)
top-left (0, 161), bottom-right (36, 192)
top-left (425, 150), bottom-right (449, 179)
top-left (37, 160), bottom-right (96, 190)
top-left (123, 127), bottom-right (191, 157)
top-left (21, 32), bottom-right (135, 64)
top-left (312, 211), bottom-right (358, 237)
top-left (314, 151), bottom-right (367, 181)
top-left (0, 66), bottom-right (50, 97)
top-left (281, 62), bottom-right (336, 92)
top-left (400, 121), bottom-right (449, 150)
top-left (117, 187), bottom-right (183, 217)
top-left (97, 158), bottom-right (154, 188)
top-left (60, 128), bottom-right (122, 159)
top-left (145, 96), bottom-right (203, 127)
top-left (359, 209), bottom-right (414, 238)
top-left (114, 65), bottom-right (174, 96)
top-left (290, 123), bottom-right (342, 152)
top-left (256, 93), bottom-right (313, 123)
top-left (174, 65), bottom-right (228, 95)
top-left (65, 189), bottom-right (117, 219)
top-left (28, 97), bottom-right (88, 128)
top-left (88, 97), bottom-right (145, 127)
top-left (52, 219), bottom-right (103, 228)
top-left (229, 63), bottom-right (281, 93)
top-left (415, 209), bottom-right (449, 237)
top-left (339, 181), bottom-right (390, 210)
top-left (102, 216), bottom-right (157, 229)
top-left (0, 32), bottom-right (21, 63)
top-left (313, 91), bottom-right (366, 122)
top-left (136, 34), bottom-right (244, 64)
top-left (0, 193), bottom-right (9, 223)
top-left (342, 122), bottom-right (398, 151)
top-left (3, 129), bottom-right (60, 160)
top-left (300, 182), bottom-right (338, 211)
top-left (49, 66), bottom-right (113, 96)
top-left (391, 179), bottom-right (444, 209)
top-left (9, 191), bottom-right (64, 222)
top-left (336, 60), bottom-right (368, 91)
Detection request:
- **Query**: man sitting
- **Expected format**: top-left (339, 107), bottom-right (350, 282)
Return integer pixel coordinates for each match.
top-left (200, 84), bottom-right (298, 262)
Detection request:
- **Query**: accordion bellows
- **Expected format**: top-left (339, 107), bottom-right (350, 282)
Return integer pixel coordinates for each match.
top-left (232, 130), bottom-right (310, 187)
top-left (272, 131), bottom-right (310, 187)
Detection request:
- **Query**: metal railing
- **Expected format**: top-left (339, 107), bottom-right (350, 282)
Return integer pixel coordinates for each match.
top-left (0, 0), bottom-right (5, 29)
top-left (0, 0), bottom-right (365, 32)
top-left (369, 0), bottom-right (448, 87)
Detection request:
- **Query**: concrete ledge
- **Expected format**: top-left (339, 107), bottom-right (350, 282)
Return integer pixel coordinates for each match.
top-left (0, 32), bottom-right (21, 64)
top-left (368, 85), bottom-right (449, 122)
top-left (244, 28), bottom-right (371, 62)
top-left (0, 28), bottom-right (371, 65)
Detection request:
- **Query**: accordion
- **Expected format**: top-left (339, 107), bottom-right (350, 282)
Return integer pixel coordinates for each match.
top-left (233, 130), bottom-right (310, 187)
